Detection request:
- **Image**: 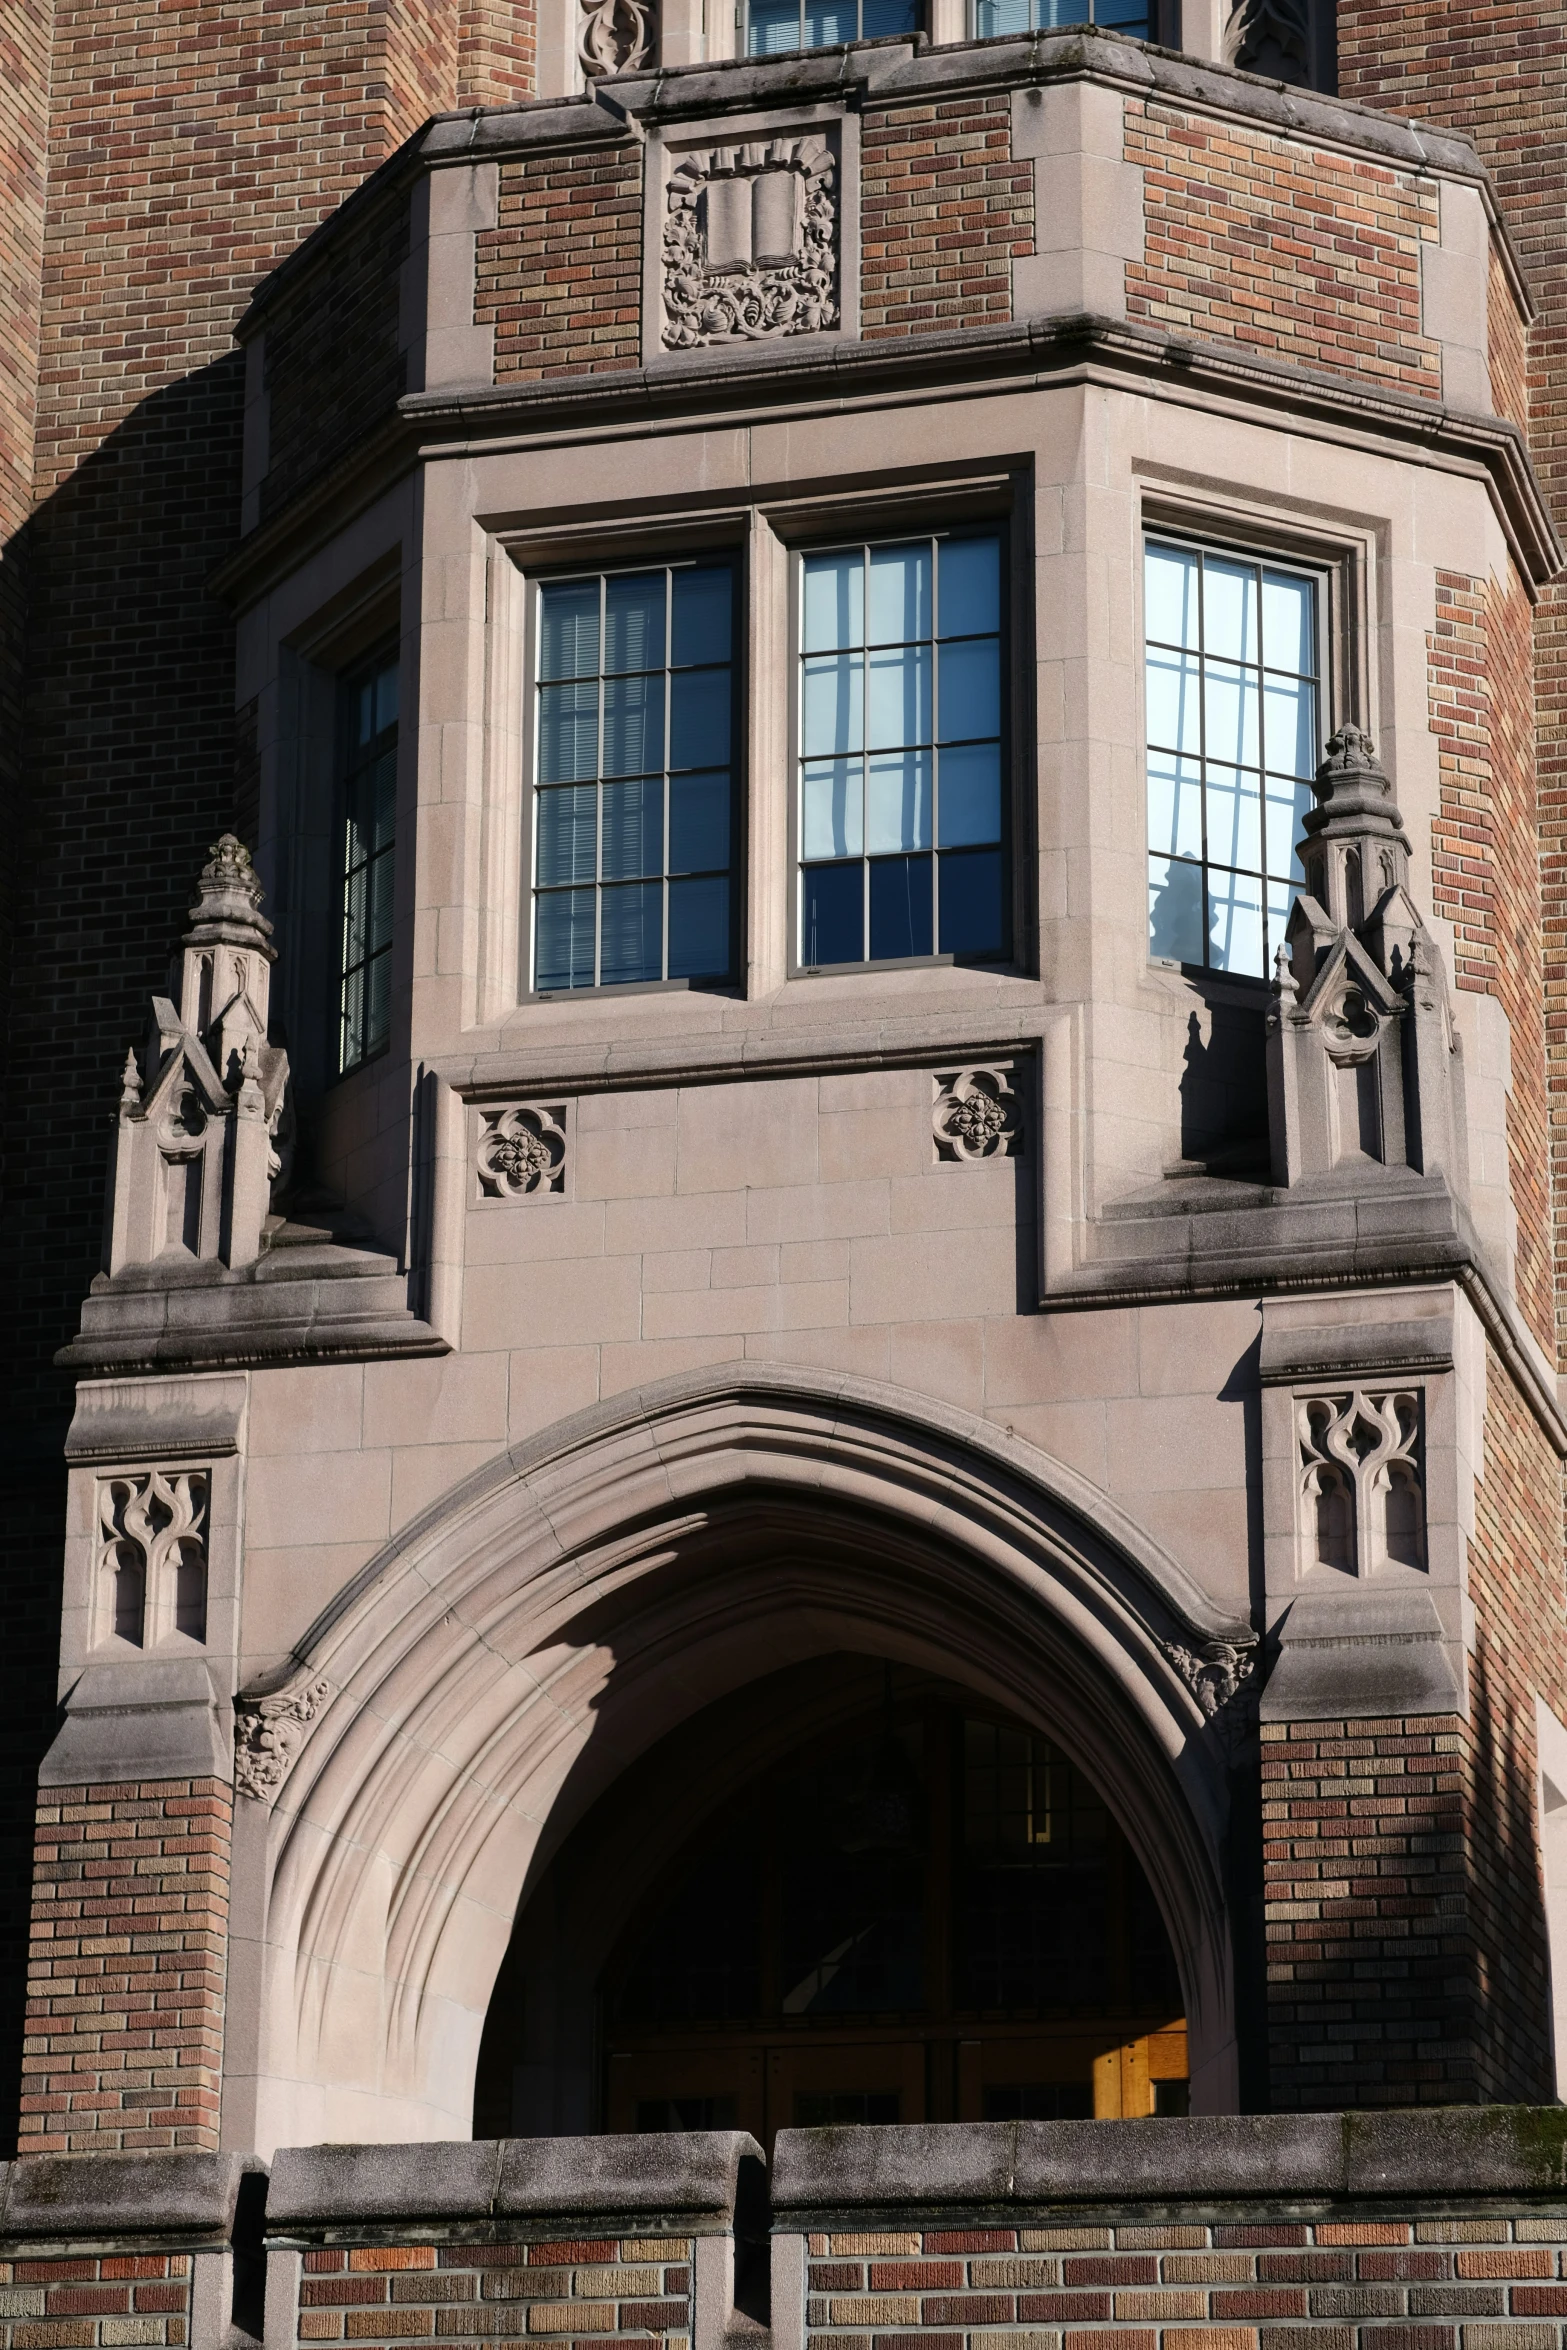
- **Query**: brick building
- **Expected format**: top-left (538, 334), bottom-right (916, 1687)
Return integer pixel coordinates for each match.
top-left (4, 0), bottom-right (1567, 2188)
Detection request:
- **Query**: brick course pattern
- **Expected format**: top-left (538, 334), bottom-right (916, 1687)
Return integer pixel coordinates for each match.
top-left (1427, 567), bottom-right (1555, 1353)
top-left (1123, 103), bottom-right (1443, 396)
top-left (802, 2216), bottom-right (1567, 2350)
top-left (293, 2239), bottom-right (695, 2347)
top-left (0, 2247), bottom-right (193, 2350)
top-left (20, 1779), bottom-right (232, 2153)
top-left (259, 189), bottom-right (412, 522)
top-left (858, 97), bottom-right (1030, 338)
top-left (475, 149), bottom-right (643, 380)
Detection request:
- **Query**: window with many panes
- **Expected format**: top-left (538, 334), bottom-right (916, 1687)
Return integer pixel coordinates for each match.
top-left (974, 0), bottom-right (1149, 35)
top-left (797, 531), bottom-right (1006, 970)
top-left (532, 562), bottom-right (736, 993)
top-left (747, 0), bottom-right (916, 53)
top-left (336, 648), bottom-right (398, 1074)
top-left (1144, 537), bottom-right (1322, 980)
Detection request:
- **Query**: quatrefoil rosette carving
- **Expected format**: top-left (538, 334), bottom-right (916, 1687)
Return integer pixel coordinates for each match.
top-left (476, 1104), bottom-right (568, 1200)
top-left (933, 1067), bottom-right (1019, 1164)
top-left (1297, 1387), bottom-right (1426, 1580)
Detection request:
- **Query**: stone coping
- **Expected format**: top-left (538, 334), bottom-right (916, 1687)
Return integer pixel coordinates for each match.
top-left (265, 2134), bottom-right (766, 2237)
top-left (769, 2115), bottom-right (1567, 2215)
top-left (0, 2152), bottom-right (266, 2245)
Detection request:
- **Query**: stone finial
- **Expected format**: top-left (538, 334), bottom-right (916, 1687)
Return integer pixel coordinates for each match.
top-left (184, 832), bottom-right (275, 961)
top-left (1297, 724), bottom-right (1411, 934)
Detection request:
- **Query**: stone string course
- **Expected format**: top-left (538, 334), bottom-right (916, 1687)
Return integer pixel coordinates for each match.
top-left (295, 2238), bottom-right (695, 2348)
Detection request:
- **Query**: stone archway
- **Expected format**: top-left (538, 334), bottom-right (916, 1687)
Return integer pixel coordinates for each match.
top-left (233, 1363), bottom-right (1255, 2156)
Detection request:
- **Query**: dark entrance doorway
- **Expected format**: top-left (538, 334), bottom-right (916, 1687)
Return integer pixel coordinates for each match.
top-left (476, 1664), bottom-right (1188, 2146)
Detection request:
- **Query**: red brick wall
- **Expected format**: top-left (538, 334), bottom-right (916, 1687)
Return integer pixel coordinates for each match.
top-left (21, 1779), bottom-right (232, 2152)
top-left (259, 190), bottom-right (413, 522)
top-left (1124, 102), bottom-right (1443, 397)
top-left (476, 148), bottom-right (643, 380)
top-left (802, 2213), bottom-right (1567, 2350)
top-left (458, 0), bottom-right (538, 107)
top-left (859, 96), bottom-right (1030, 338)
top-left (295, 2237), bottom-right (696, 2349)
top-left (1338, 3), bottom-right (1567, 1349)
top-left (0, 2248), bottom-right (194, 2347)
top-left (1491, 246), bottom-right (1530, 429)
top-left (1426, 567), bottom-right (1554, 1353)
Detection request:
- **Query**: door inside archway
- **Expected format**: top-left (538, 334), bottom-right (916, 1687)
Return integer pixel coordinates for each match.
top-left (598, 1688), bottom-right (1187, 2146)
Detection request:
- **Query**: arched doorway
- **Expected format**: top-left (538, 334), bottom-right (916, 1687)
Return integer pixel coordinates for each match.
top-left (243, 1366), bottom-right (1248, 2155)
top-left (473, 1659), bottom-right (1190, 2147)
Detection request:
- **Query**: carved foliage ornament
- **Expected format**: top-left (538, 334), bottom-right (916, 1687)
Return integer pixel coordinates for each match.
top-left (1163, 1638), bottom-right (1258, 1718)
top-left (664, 136), bottom-right (837, 350)
top-left (234, 1676), bottom-right (332, 1802)
top-left (98, 1467), bottom-right (208, 1647)
top-left (578, 0), bottom-right (653, 78)
top-left (477, 1103), bottom-right (568, 1199)
top-left (1298, 1387), bottom-right (1425, 1579)
top-left (933, 1067), bottom-right (1019, 1163)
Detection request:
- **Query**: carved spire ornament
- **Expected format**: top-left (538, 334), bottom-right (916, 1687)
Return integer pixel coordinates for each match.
top-left (104, 835), bottom-right (293, 1274)
top-left (1266, 727), bottom-right (1467, 1192)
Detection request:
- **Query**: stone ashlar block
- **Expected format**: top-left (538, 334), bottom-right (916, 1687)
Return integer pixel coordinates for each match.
top-left (269, 2136), bottom-right (763, 2237)
top-left (1, 2152), bottom-right (264, 2242)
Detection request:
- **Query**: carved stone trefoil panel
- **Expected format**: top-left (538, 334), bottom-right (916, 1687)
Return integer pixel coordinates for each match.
top-left (663, 135), bottom-right (838, 350)
top-left (933, 1067), bottom-right (1020, 1164)
top-left (1297, 1387), bottom-right (1426, 1579)
top-left (578, 0), bottom-right (654, 78)
top-left (476, 1103), bottom-right (569, 1199)
top-left (234, 1675), bottom-right (332, 1802)
top-left (1225, 0), bottom-right (1312, 79)
top-left (97, 1467), bottom-right (209, 1647)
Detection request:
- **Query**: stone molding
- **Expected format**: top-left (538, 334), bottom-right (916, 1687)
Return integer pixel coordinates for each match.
top-left (267, 2132), bottom-right (762, 2233)
top-left (0, 2150), bottom-right (265, 2243)
top-left (39, 1656), bottom-right (232, 1786)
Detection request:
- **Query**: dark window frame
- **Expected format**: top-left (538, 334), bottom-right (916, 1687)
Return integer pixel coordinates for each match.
top-left (524, 553), bottom-right (745, 1002)
top-left (333, 639), bottom-right (399, 1078)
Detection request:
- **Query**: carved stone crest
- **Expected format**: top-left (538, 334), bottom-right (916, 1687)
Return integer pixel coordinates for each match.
top-left (578, 0), bottom-right (653, 77)
top-left (234, 1675), bottom-right (332, 1802)
top-left (476, 1103), bottom-right (568, 1199)
top-left (663, 135), bottom-right (838, 350)
top-left (933, 1067), bottom-right (1019, 1163)
top-left (1164, 1638), bottom-right (1258, 1718)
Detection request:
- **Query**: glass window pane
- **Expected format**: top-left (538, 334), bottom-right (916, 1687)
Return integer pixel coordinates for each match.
top-left (868, 542), bottom-right (932, 646)
top-left (363, 951), bottom-right (391, 1054)
top-left (868, 643), bottom-right (931, 750)
top-left (1204, 762), bottom-right (1262, 875)
top-left (1093, 0), bottom-right (1148, 24)
top-left (1207, 866), bottom-right (1265, 977)
top-left (803, 652), bottom-right (863, 756)
top-left (670, 666), bottom-right (731, 769)
top-left (605, 572), bottom-right (665, 674)
top-left (1267, 876), bottom-right (1294, 960)
top-left (802, 861), bottom-right (863, 965)
top-left (939, 536), bottom-right (1001, 637)
top-left (373, 664), bottom-right (399, 734)
top-left (1146, 749), bottom-right (1203, 864)
top-left (1265, 773), bottom-right (1312, 881)
top-left (1144, 544), bottom-right (1200, 649)
top-left (868, 750), bottom-right (932, 853)
top-left (1204, 659), bottom-right (1260, 770)
top-left (538, 679), bottom-right (600, 784)
top-left (366, 850), bottom-right (395, 953)
top-left (600, 879), bottom-right (663, 984)
top-left (603, 671), bottom-right (665, 777)
top-left (1262, 673), bottom-right (1317, 779)
top-left (1144, 647), bottom-right (1201, 756)
top-left (802, 757), bottom-right (863, 861)
top-left (601, 777), bottom-right (663, 880)
top-left (869, 853), bottom-right (933, 960)
top-left (862, 0), bottom-right (918, 30)
top-left (802, 0), bottom-right (854, 39)
top-left (540, 580), bottom-right (600, 680)
top-left (1262, 570), bottom-right (1315, 675)
top-left (342, 861), bottom-right (369, 970)
top-left (937, 740), bottom-right (1001, 847)
top-left (976, 0), bottom-right (1030, 28)
top-left (1148, 856), bottom-right (1203, 964)
top-left (937, 636), bottom-right (1000, 742)
top-left (367, 748), bottom-right (396, 853)
top-left (1203, 559), bottom-right (1259, 665)
top-left (670, 771), bottom-right (731, 873)
top-left (749, 0), bottom-right (800, 45)
top-left (536, 888), bottom-right (596, 991)
top-left (804, 552), bottom-right (863, 652)
top-left (939, 847), bottom-right (1003, 957)
top-left (537, 784), bottom-right (598, 885)
top-left (673, 567), bottom-right (733, 667)
top-left (669, 876), bottom-right (730, 978)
